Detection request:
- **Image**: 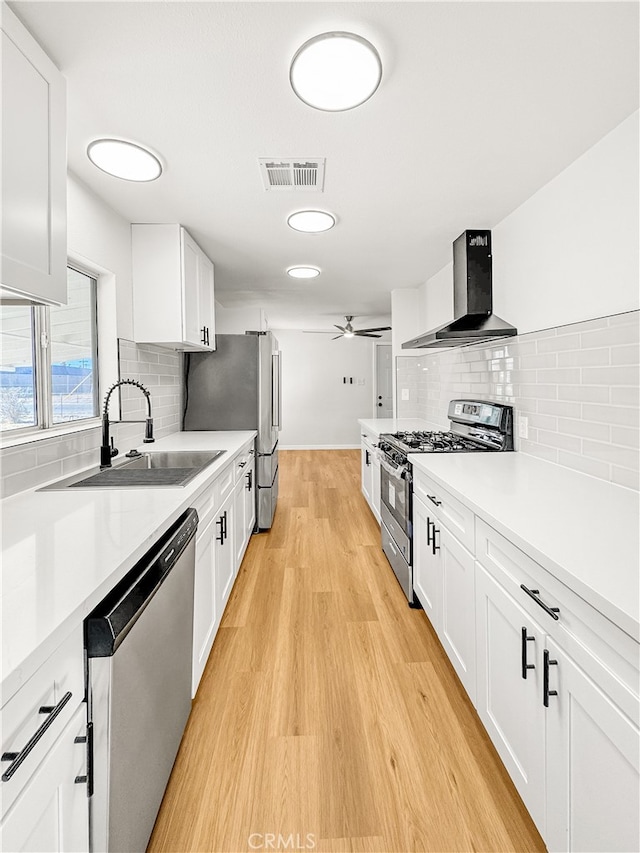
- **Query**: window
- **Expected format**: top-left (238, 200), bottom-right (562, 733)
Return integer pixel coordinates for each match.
top-left (0, 267), bottom-right (99, 433)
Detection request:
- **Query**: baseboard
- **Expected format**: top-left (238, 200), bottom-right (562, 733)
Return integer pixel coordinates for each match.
top-left (279, 444), bottom-right (360, 450)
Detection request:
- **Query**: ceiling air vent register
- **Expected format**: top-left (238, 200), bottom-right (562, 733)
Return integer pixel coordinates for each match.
top-left (258, 158), bottom-right (325, 191)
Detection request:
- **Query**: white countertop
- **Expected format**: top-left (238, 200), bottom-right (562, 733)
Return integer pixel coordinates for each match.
top-left (359, 418), bottom-right (431, 437)
top-left (409, 452), bottom-right (639, 642)
top-left (1, 430), bottom-right (256, 704)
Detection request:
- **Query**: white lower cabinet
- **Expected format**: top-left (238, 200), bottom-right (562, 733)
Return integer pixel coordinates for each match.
top-left (233, 450), bottom-right (255, 571)
top-left (475, 562), bottom-right (546, 831)
top-left (413, 494), bottom-right (476, 703)
top-left (1, 704), bottom-right (89, 853)
top-left (215, 492), bottom-right (235, 611)
top-left (545, 638), bottom-right (640, 853)
top-left (191, 440), bottom-right (256, 695)
top-left (412, 468), bottom-right (640, 852)
top-left (360, 430), bottom-right (380, 523)
top-left (413, 495), bottom-right (439, 625)
top-left (192, 511), bottom-right (218, 695)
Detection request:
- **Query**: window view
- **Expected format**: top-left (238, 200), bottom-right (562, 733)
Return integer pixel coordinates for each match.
top-left (50, 269), bottom-right (98, 423)
top-left (0, 266), bottom-right (99, 433)
top-left (0, 307), bottom-right (37, 431)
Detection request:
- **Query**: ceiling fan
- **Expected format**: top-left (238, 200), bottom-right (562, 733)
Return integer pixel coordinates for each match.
top-left (304, 315), bottom-right (392, 340)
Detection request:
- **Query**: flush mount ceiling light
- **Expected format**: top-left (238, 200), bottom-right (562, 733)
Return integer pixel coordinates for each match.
top-left (87, 138), bottom-right (163, 181)
top-left (287, 266), bottom-right (321, 279)
top-left (290, 32), bottom-right (382, 111)
top-left (287, 210), bottom-right (336, 233)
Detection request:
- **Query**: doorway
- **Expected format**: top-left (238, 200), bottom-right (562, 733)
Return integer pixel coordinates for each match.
top-left (375, 344), bottom-right (393, 417)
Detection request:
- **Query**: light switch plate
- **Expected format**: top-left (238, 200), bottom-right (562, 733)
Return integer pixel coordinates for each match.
top-left (518, 416), bottom-right (528, 439)
top-left (401, 388), bottom-right (410, 401)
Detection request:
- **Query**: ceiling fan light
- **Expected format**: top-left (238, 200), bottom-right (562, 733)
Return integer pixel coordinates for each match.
top-left (343, 331), bottom-right (354, 338)
top-left (290, 32), bottom-right (382, 112)
top-left (287, 210), bottom-right (336, 233)
top-left (287, 266), bottom-right (321, 279)
top-left (87, 138), bottom-right (163, 181)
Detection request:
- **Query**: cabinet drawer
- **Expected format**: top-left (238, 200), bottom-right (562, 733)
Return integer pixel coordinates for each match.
top-left (476, 518), bottom-right (640, 708)
top-left (191, 484), bottom-right (216, 530)
top-left (413, 471), bottom-right (474, 553)
top-left (233, 447), bottom-right (254, 485)
top-left (1, 626), bottom-right (84, 817)
top-left (215, 462), bottom-right (235, 505)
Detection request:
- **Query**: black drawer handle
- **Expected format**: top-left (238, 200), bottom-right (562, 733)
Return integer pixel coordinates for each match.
top-left (2, 691), bottom-right (72, 782)
top-left (521, 628), bottom-right (536, 679)
top-left (520, 585), bottom-right (560, 620)
top-left (427, 495), bottom-right (442, 507)
top-left (543, 649), bottom-right (558, 707)
top-left (216, 515), bottom-right (224, 544)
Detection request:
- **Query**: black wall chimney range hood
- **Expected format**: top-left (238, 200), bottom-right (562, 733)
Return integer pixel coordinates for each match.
top-left (402, 230), bottom-right (517, 349)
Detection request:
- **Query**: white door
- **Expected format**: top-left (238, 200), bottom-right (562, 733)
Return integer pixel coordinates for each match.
top-left (413, 495), bottom-right (440, 630)
top-left (1, 9), bottom-right (67, 305)
top-left (215, 494), bottom-right (235, 612)
top-left (361, 442), bottom-right (373, 506)
top-left (437, 525), bottom-right (477, 703)
top-left (181, 229), bottom-right (201, 347)
top-left (375, 344), bottom-right (393, 417)
top-left (198, 250), bottom-right (215, 349)
top-left (0, 705), bottom-right (89, 853)
top-left (192, 513), bottom-right (217, 694)
top-left (545, 638), bottom-right (640, 853)
top-left (475, 563), bottom-right (546, 834)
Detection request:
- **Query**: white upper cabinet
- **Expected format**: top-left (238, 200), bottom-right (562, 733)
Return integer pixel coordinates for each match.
top-left (132, 224), bottom-right (215, 350)
top-left (1, 4), bottom-right (67, 305)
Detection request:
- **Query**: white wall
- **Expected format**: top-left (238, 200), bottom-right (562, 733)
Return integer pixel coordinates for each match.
top-left (274, 330), bottom-right (375, 448)
top-left (67, 173), bottom-right (133, 339)
top-left (414, 111), bottom-right (639, 334)
top-left (215, 302), bottom-right (269, 334)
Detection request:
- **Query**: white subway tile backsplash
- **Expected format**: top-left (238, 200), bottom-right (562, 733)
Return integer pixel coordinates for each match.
top-left (557, 348), bottom-right (610, 367)
top-left (611, 466), bottom-right (640, 490)
top-left (611, 345), bottom-right (640, 365)
top-left (557, 385), bottom-right (610, 403)
top-left (396, 310), bottom-right (639, 489)
top-left (611, 426), bottom-right (640, 448)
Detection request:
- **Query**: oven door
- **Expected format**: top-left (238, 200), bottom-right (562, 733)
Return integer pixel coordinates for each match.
top-left (380, 455), bottom-right (411, 536)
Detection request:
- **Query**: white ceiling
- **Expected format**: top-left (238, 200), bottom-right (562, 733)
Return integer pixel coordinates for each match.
top-left (10, 1), bottom-right (639, 330)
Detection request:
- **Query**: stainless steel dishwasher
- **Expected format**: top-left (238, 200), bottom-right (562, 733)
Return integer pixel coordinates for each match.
top-left (85, 508), bottom-right (198, 853)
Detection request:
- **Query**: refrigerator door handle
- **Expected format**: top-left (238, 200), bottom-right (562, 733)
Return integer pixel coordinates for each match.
top-left (272, 351), bottom-right (282, 430)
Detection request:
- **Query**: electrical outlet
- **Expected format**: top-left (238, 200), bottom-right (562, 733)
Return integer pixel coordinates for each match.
top-left (401, 388), bottom-right (410, 401)
top-left (518, 416), bottom-right (529, 439)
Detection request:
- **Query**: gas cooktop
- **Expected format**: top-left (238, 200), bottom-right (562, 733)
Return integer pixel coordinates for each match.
top-left (379, 400), bottom-right (514, 462)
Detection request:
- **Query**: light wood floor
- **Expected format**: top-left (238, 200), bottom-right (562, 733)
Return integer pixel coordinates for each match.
top-left (148, 450), bottom-right (545, 853)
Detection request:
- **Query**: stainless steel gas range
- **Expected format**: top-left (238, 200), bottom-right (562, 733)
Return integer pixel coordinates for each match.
top-left (378, 399), bottom-right (514, 606)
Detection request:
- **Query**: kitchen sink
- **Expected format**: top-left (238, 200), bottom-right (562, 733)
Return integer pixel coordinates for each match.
top-left (38, 450), bottom-right (226, 491)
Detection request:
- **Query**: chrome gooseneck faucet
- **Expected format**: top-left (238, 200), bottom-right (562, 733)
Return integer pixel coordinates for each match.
top-left (100, 379), bottom-right (154, 468)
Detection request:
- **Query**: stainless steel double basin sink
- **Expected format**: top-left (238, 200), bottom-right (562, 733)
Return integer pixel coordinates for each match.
top-left (39, 450), bottom-right (226, 491)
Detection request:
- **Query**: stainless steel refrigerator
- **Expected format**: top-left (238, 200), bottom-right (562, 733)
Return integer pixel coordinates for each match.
top-left (183, 332), bottom-right (281, 530)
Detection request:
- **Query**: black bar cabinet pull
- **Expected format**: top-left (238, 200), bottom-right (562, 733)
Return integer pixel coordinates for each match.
top-left (543, 649), bottom-right (558, 707)
top-left (427, 495), bottom-right (442, 507)
top-left (216, 515), bottom-right (225, 544)
top-left (365, 449), bottom-right (370, 466)
top-left (426, 518), bottom-right (433, 546)
top-left (245, 471), bottom-right (252, 491)
top-left (432, 526), bottom-right (440, 555)
top-left (1, 691), bottom-right (72, 782)
top-left (74, 720), bottom-right (93, 795)
top-left (222, 510), bottom-right (228, 542)
top-left (520, 585), bottom-right (560, 620)
top-left (521, 628), bottom-right (536, 679)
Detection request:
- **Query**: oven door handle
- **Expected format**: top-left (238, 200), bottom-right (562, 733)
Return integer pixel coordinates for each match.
top-left (379, 456), bottom-right (402, 477)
